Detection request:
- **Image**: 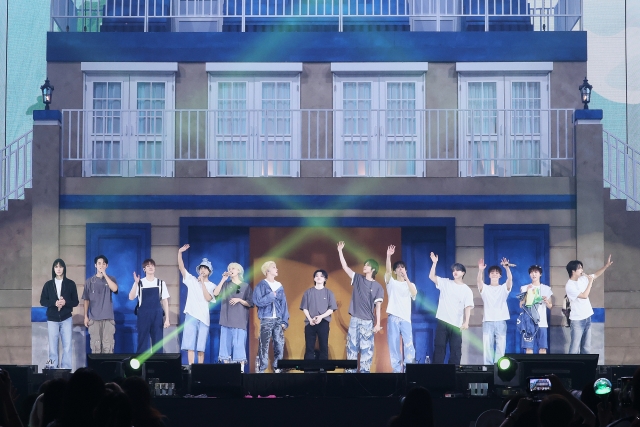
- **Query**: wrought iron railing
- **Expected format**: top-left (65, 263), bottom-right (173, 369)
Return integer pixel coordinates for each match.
top-left (604, 130), bottom-right (639, 211)
top-left (60, 108), bottom-right (575, 178)
top-left (50, 0), bottom-right (582, 32)
top-left (1, 130), bottom-right (33, 210)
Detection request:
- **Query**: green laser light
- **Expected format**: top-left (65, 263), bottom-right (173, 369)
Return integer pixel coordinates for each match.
top-left (130, 358), bottom-right (141, 370)
top-left (594, 378), bottom-right (612, 395)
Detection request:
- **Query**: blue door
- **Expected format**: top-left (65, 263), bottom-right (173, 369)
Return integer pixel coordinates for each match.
top-left (484, 224), bottom-right (549, 354)
top-left (85, 223), bottom-right (151, 354)
top-left (179, 226), bottom-right (250, 365)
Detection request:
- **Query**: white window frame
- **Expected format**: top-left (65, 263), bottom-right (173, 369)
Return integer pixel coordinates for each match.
top-left (207, 69), bottom-right (301, 177)
top-left (457, 64), bottom-right (551, 177)
top-left (83, 71), bottom-right (176, 177)
top-left (332, 64), bottom-right (427, 177)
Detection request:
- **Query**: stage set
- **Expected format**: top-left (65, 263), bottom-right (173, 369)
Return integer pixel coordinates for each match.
top-left (3, 355), bottom-right (637, 427)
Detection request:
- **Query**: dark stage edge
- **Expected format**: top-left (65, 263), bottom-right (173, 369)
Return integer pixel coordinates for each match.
top-left (155, 394), bottom-right (502, 427)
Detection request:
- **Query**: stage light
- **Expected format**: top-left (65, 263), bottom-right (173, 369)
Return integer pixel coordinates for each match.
top-left (121, 357), bottom-right (145, 378)
top-left (594, 378), bottom-right (612, 396)
top-left (496, 356), bottom-right (518, 382)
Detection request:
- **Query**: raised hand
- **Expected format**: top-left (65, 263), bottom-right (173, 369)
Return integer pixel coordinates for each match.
top-left (387, 245), bottom-right (396, 256)
top-left (179, 244), bottom-right (190, 253)
top-left (605, 254), bottom-right (613, 268)
top-left (430, 252), bottom-right (438, 263)
top-left (337, 241), bottom-right (345, 251)
top-left (478, 258), bottom-right (486, 270)
top-left (501, 257), bottom-right (510, 267)
top-left (133, 271), bottom-right (140, 283)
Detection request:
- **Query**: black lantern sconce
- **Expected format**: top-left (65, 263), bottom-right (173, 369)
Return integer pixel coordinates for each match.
top-left (40, 78), bottom-right (54, 110)
top-left (579, 77), bottom-right (592, 110)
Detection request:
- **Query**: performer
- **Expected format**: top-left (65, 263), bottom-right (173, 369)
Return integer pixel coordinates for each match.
top-left (385, 245), bottom-right (417, 373)
top-left (337, 241), bottom-right (384, 373)
top-left (565, 255), bottom-right (613, 354)
top-left (40, 259), bottom-right (79, 369)
top-left (520, 265), bottom-right (552, 354)
top-left (129, 259), bottom-right (170, 353)
top-left (477, 258), bottom-right (512, 365)
top-left (83, 254), bottom-right (118, 354)
top-left (429, 253), bottom-right (474, 364)
top-left (253, 261), bottom-right (289, 373)
top-left (300, 269), bottom-right (338, 360)
top-left (214, 262), bottom-right (253, 370)
top-left (178, 244), bottom-right (215, 364)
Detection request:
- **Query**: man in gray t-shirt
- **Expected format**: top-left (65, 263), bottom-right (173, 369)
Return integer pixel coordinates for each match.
top-left (300, 269), bottom-right (338, 360)
top-left (337, 241), bottom-right (384, 373)
top-left (83, 255), bottom-right (118, 353)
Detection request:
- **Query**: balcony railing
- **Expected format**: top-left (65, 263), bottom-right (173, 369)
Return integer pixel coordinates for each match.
top-left (50, 0), bottom-right (582, 32)
top-left (60, 108), bottom-right (575, 178)
top-left (604, 130), bottom-right (640, 211)
top-left (1, 130), bottom-right (33, 210)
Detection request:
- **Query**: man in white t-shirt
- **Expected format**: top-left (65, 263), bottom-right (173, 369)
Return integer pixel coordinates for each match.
top-left (429, 252), bottom-right (474, 364)
top-left (385, 245), bottom-right (418, 373)
top-left (520, 265), bottom-right (552, 354)
top-left (178, 244), bottom-right (216, 364)
top-left (477, 257), bottom-right (512, 365)
top-left (565, 255), bottom-right (613, 354)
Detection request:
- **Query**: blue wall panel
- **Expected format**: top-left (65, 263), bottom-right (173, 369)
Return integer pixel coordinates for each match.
top-left (85, 223), bottom-right (152, 354)
top-left (402, 223), bottom-right (455, 364)
top-left (48, 31), bottom-right (587, 63)
top-left (484, 224), bottom-right (549, 354)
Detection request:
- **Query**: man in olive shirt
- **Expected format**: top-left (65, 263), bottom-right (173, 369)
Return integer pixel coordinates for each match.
top-left (83, 254), bottom-right (119, 353)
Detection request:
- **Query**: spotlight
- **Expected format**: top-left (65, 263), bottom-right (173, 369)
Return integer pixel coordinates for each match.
top-left (121, 357), bottom-right (145, 378)
top-left (496, 356), bottom-right (518, 382)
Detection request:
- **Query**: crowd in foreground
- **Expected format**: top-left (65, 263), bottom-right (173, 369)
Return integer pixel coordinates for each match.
top-left (1, 366), bottom-right (639, 427)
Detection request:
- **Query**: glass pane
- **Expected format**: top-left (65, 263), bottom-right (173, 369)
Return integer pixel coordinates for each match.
top-left (467, 82), bottom-right (497, 135)
top-left (136, 140), bottom-right (162, 176)
top-left (137, 82), bottom-right (165, 137)
top-left (217, 140), bottom-right (247, 176)
top-left (92, 82), bottom-right (122, 134)
top-left (261, 140), bottom-right (291, 176)
top-left (218, 82), bottom-right (247, 135)
top-left (512, 139), bottom-right (541, 175)
top-left (91, 140), bottom-right (121, 176)
top-left (262, 82), bottom-right (290, 136)
top-left (511, 82), bottom-right (541, 135)
top-left (468, 139), bottom-right (498, 176)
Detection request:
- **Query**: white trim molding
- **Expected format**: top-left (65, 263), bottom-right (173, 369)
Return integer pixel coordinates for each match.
top-left (206, 63), bottom-right (304, 73)
top-left (331, 62), bottom-right (429, 73)
top-left (81, 62), bottom-right (179, 72)
top-left (456, 62), bottom-right (554, 73)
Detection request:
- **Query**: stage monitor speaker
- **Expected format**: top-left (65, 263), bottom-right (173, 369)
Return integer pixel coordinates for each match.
top-left (494, 354), bottom-right (599, 391)
top-left (190, 364), bottom-right (243, 397)
top-left (87, 353), bottom-right (183, 391)
top-left (277, 359), bottom-right (357, 372)
top-left (406, 364), bottom-right (457, 394)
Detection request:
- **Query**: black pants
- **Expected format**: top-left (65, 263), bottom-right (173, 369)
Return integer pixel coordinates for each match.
top-left (304, 321), bottom-right (330, 360)
top-left (434, 319), bottom-right (462, 364)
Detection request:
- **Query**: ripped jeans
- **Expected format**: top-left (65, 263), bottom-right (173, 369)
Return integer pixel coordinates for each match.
top-left (387, 314), bottom-right (415, 373)
top-left (346, 317), bottom-right (374, 373)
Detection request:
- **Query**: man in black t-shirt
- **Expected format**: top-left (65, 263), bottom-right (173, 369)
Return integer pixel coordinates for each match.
top-left (337, 241), bottom-right (384, 373)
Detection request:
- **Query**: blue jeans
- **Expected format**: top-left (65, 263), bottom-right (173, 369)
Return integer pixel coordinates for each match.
top-left (569, 316), bottom-right (592, 354)
top-left (219, 325), bottom-right (248, 363)
top-left (482, 320), bottom-right (507, 365)
top-left (47, 317), bottom-right (73, 369)
top-left (346, 317), bottom-right (374, 373)
top-left (387, 314), bottom-right (415, 373)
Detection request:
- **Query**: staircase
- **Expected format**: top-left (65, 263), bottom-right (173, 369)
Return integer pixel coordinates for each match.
top-left (603, 130), bottom-right (639, 211)
top-left (0, 130), bottom-right (32, 211)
